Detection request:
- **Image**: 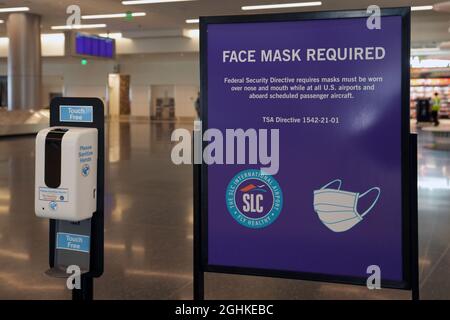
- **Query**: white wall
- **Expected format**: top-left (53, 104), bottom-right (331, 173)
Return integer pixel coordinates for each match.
top-left (175, 86), bottom-right (199, 119)
top-left (119, 54), bottom-right (199, 85)
top-left (0, 53), bottom-right (200, 114)
top-left (0, 32), bottom-right (199, 58)
top-left (130, 85), bottom-right (150, 117)
top-left (0, 33), bottom-right (65, 57)
top-left (119, 54), bottom-right (199, 118)
top-left (116, 36), bottom-right (199, 55)
top-left (64, 85), bottom-right (108, 102)
top-left (0, 29), bottom-right (200, 112)
top-left (42, 75), bottom-right (63, 107)
top-left (43, 58), bottom-right (112, 109)
top-left (108, 74), bottom-right (120, 116)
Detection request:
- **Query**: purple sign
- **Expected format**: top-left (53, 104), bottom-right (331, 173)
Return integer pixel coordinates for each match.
top-left (76, 33), bottom-right (114, 59)
top-left (206, 16), bottom-right (405, 282)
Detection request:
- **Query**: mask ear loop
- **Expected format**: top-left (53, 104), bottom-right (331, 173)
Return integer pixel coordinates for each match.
top-left (321, 179), bottom-right (342, 190)
top-left (359, 187), bottom-right (381, 217)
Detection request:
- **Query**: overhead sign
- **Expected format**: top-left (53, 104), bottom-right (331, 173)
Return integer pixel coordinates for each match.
top-left (201, 9), bottom-right (411, 288)
top-left (75, 32), bottom-right (115, 59)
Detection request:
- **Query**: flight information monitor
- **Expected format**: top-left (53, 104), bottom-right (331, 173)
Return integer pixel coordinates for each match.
top-left (74, 33), bottom-right (115, 59)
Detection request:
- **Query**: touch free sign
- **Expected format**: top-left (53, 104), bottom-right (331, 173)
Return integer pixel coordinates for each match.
top-left (56, 232), bottom-right (90, 253)
top-left (60, 105), bottom-right (94, 123)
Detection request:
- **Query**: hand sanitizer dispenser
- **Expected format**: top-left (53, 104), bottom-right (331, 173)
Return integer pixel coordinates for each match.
top-left (35, 127), bottom-right (98, 221)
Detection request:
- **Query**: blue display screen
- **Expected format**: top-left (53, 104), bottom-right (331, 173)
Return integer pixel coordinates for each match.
top-left (75, 33), bottom-right (115, 58)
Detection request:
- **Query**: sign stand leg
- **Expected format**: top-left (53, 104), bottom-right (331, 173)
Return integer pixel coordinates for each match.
top-left (410, 134), bottom-right (420, 300)
top-left (194, 265), bottom-right (204, 300)
top-left (72, 275), bottom-right (93, 300)
top-left (193, 162), bottom-right (204, 300)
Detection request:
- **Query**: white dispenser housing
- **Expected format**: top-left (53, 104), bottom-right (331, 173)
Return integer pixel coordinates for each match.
top-left (35, 127), bottom-right (98, 221)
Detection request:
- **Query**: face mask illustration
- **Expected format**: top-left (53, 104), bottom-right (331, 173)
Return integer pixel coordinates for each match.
top-left (313, 179), bottom-right (381, 232)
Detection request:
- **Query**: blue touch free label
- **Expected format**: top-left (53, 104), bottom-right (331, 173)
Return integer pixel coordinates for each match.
top-left (56, 232), bottom-right (90, 253)
top-left (60, 105), bottom-right (93, 123)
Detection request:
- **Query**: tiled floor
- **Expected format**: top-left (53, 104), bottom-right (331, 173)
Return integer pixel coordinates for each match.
top-left (0, 119), bottom-right (448, 299)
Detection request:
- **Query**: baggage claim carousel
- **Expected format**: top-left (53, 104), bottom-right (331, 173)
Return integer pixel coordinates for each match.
top-left (0, 109), bottom-right (49, 137)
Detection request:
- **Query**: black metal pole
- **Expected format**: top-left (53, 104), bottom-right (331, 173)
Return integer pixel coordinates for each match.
top-left (193, 162), bottom-right (204, 300)
top-left (72, 274), bottom-right (93, 301)
top-left (410, 134), bottom-right (420, 300)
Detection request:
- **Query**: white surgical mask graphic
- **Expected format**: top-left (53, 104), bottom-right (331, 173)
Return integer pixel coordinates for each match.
top-left (313, 179), bottom-right (381, 232)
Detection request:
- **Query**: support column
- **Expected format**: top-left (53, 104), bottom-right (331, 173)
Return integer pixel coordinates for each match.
top-left (7, 13), bottom-right (42, 111)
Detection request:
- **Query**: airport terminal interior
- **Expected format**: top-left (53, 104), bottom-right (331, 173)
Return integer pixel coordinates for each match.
top-left (0, 0), bottom-right (449, 300)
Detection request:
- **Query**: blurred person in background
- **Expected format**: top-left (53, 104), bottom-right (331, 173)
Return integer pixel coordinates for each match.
top-left (431, 92), bottom-right (441, 126)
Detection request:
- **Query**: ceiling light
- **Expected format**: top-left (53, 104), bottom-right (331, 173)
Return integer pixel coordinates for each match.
top-left (122, 0), bottom-right (195, 5)
top-left (412, 47), bottom-right (440, 52)
top-left (82, 12), bottom-right (146, 20)
top-left (410, 57), bottom-right (450, 68)
top-left (0, 20), bottom-right (4, 24)
top-left (242, 1), bottom-right (322, 11)
top-left (51, 24), bottom-right (107, 30)
top-left (186, 18), bottom-right (199, 24)
top-left (99, 32), bottom-right (123, 39)
top-left (0, 7), bottom-right (29, 13)
top-left (411, 5), bottom-right (434, 11)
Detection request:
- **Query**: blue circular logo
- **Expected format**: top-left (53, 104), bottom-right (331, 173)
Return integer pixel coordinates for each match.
top-left (226, 169), bottom-right (283, 229)
top-left (49, 201), bottom-right (58, 211)
top-left (81, 164), bottom-right (90, 177)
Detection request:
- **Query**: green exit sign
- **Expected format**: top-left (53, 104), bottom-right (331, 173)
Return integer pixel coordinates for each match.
top-left (126, 11), bottom-right (133, 21)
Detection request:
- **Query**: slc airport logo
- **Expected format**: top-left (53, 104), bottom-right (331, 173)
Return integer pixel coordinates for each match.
top-left (226, 169), bottom-right (283, 229)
